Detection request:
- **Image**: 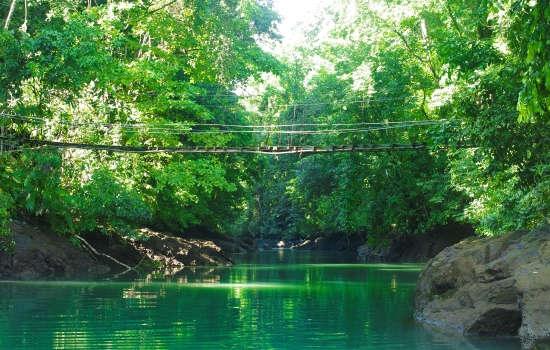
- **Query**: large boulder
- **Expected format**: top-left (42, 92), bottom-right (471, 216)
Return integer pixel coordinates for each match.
top-left (414, 226), bottom-right (550, 349)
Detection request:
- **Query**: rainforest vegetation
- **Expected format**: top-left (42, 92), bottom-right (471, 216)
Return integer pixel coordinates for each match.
top-left (0, 0), bottom-right (549, 249)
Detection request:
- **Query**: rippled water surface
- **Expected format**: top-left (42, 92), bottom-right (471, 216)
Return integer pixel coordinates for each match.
top-left (0, 250), bottom-right (520, 349)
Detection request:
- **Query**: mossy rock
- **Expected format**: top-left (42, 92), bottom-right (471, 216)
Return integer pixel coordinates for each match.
top-left (437, 288), bottom-right (457, 299)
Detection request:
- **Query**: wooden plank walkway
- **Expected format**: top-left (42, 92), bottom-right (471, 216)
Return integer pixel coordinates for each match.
top-left (0, 137), bottom-right (435, 155)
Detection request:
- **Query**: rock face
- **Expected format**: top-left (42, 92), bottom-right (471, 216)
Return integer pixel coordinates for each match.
top-left (358, 223), bottom-right (474, 263)
top-left (0, 221), bottom-right (111, 280)
top-left (414, 226), bottom-right (550, 349)
top-left (127, 228), bottom-right (233, 275)
top-left (0, 221), bottom-right (233, 280)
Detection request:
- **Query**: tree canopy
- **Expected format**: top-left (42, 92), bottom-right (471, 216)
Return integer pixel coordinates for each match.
top-left (1, 0), bottom-right (548, 247)
top-left (243, 0), bottom-right (549, 240)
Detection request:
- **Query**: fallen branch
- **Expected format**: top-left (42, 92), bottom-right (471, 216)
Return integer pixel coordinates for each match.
top-left (111, 257), bottom-right (145, 280)
top-left (75, 234), bottom-right (133, 271)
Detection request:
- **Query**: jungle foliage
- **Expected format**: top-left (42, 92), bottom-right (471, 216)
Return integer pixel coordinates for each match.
top-left (0, 0), bottom-right (281, 239)
top-left (0, 0), bottom-right (548, 245)
top-left (244, 0), bottom-right (550, 240)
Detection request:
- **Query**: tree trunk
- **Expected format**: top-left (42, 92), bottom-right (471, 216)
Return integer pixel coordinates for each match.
top-left (4, 0), bottom-right (17, 30)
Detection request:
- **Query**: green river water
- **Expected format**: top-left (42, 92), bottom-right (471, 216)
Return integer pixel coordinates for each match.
top-left (0, 250), bottom-right (520, 349)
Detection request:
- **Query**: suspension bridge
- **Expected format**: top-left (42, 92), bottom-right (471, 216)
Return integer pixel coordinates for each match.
top-left (0, 112), bottom-right (466, 156)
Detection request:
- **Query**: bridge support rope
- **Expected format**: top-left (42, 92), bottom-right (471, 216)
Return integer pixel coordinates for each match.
top-left (0, 136), bottom-right (447, 155)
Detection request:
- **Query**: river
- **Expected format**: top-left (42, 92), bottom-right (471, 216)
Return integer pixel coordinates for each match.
top-left (0, 250), bottom-right (520, 349)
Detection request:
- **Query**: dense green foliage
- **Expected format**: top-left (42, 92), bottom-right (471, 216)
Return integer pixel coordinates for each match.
top-left (0, 0), bottom-right (548, 246)
top-left (245, 0), bottom-right (549, 240)
top-left (0, 0), bottom-right (280, 239)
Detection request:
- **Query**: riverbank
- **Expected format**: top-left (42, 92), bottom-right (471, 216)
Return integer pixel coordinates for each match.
top-left (414, 225), bottom-right (550, 349)
top-left (0, 221), bottom-right (234, 280)
top-left (256, 223), bottom-right (473, 263)
top-left (356, 224), bottom-right (474, 263)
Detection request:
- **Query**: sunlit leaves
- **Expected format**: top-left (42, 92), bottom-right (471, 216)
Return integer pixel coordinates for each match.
top-left (75, 168), bottom-right (152, 236)
top-left (246, 0), bottom-right (549, 242)
top-left (504, 0), bottom-right (550, 122)
top-left (0, 0), bottom-right (280, 238)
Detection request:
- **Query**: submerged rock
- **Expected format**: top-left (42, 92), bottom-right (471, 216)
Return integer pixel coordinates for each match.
top-left (414, 225), bottom-right (550, 349)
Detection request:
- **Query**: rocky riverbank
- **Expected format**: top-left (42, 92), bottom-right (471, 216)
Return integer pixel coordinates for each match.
top-left (357, 224), bottom-right (474, 263)
top-left (254, 224), bottom-right (473, 263)
top-left (414, 225), bottom-right (550, 349)
top-left (0, 221), bottom-right (234, 280)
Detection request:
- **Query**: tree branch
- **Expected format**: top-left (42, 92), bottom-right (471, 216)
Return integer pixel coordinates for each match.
top-left (75, 234), bottom-right (133, 271)
top-left (421, 89), bottom-right (430, 119)
top-left (445, 1), bottom-right (463, 36)
top-left (393, 27), bottom-right (439, 80)
top-left (21, 0), bottom-right (27, 32)
top-left (148, 0), bottom-right (178, 14)
top-left (4, 0), bottom-right (17, 30)
top-left (392, 28), bottom-right (426, 64)
top-left (110, 257), bottom-right (145, 280)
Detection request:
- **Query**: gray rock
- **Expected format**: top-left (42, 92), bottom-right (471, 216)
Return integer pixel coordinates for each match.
top-left (414, 226), bottom-right (550, 349)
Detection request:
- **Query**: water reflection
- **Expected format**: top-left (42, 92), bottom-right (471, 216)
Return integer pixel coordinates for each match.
top-left (0, 251), bottom-right (520, 350)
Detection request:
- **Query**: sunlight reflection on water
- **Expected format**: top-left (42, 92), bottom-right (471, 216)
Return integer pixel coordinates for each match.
top-left (0, 251), bottom-right (520, 350)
